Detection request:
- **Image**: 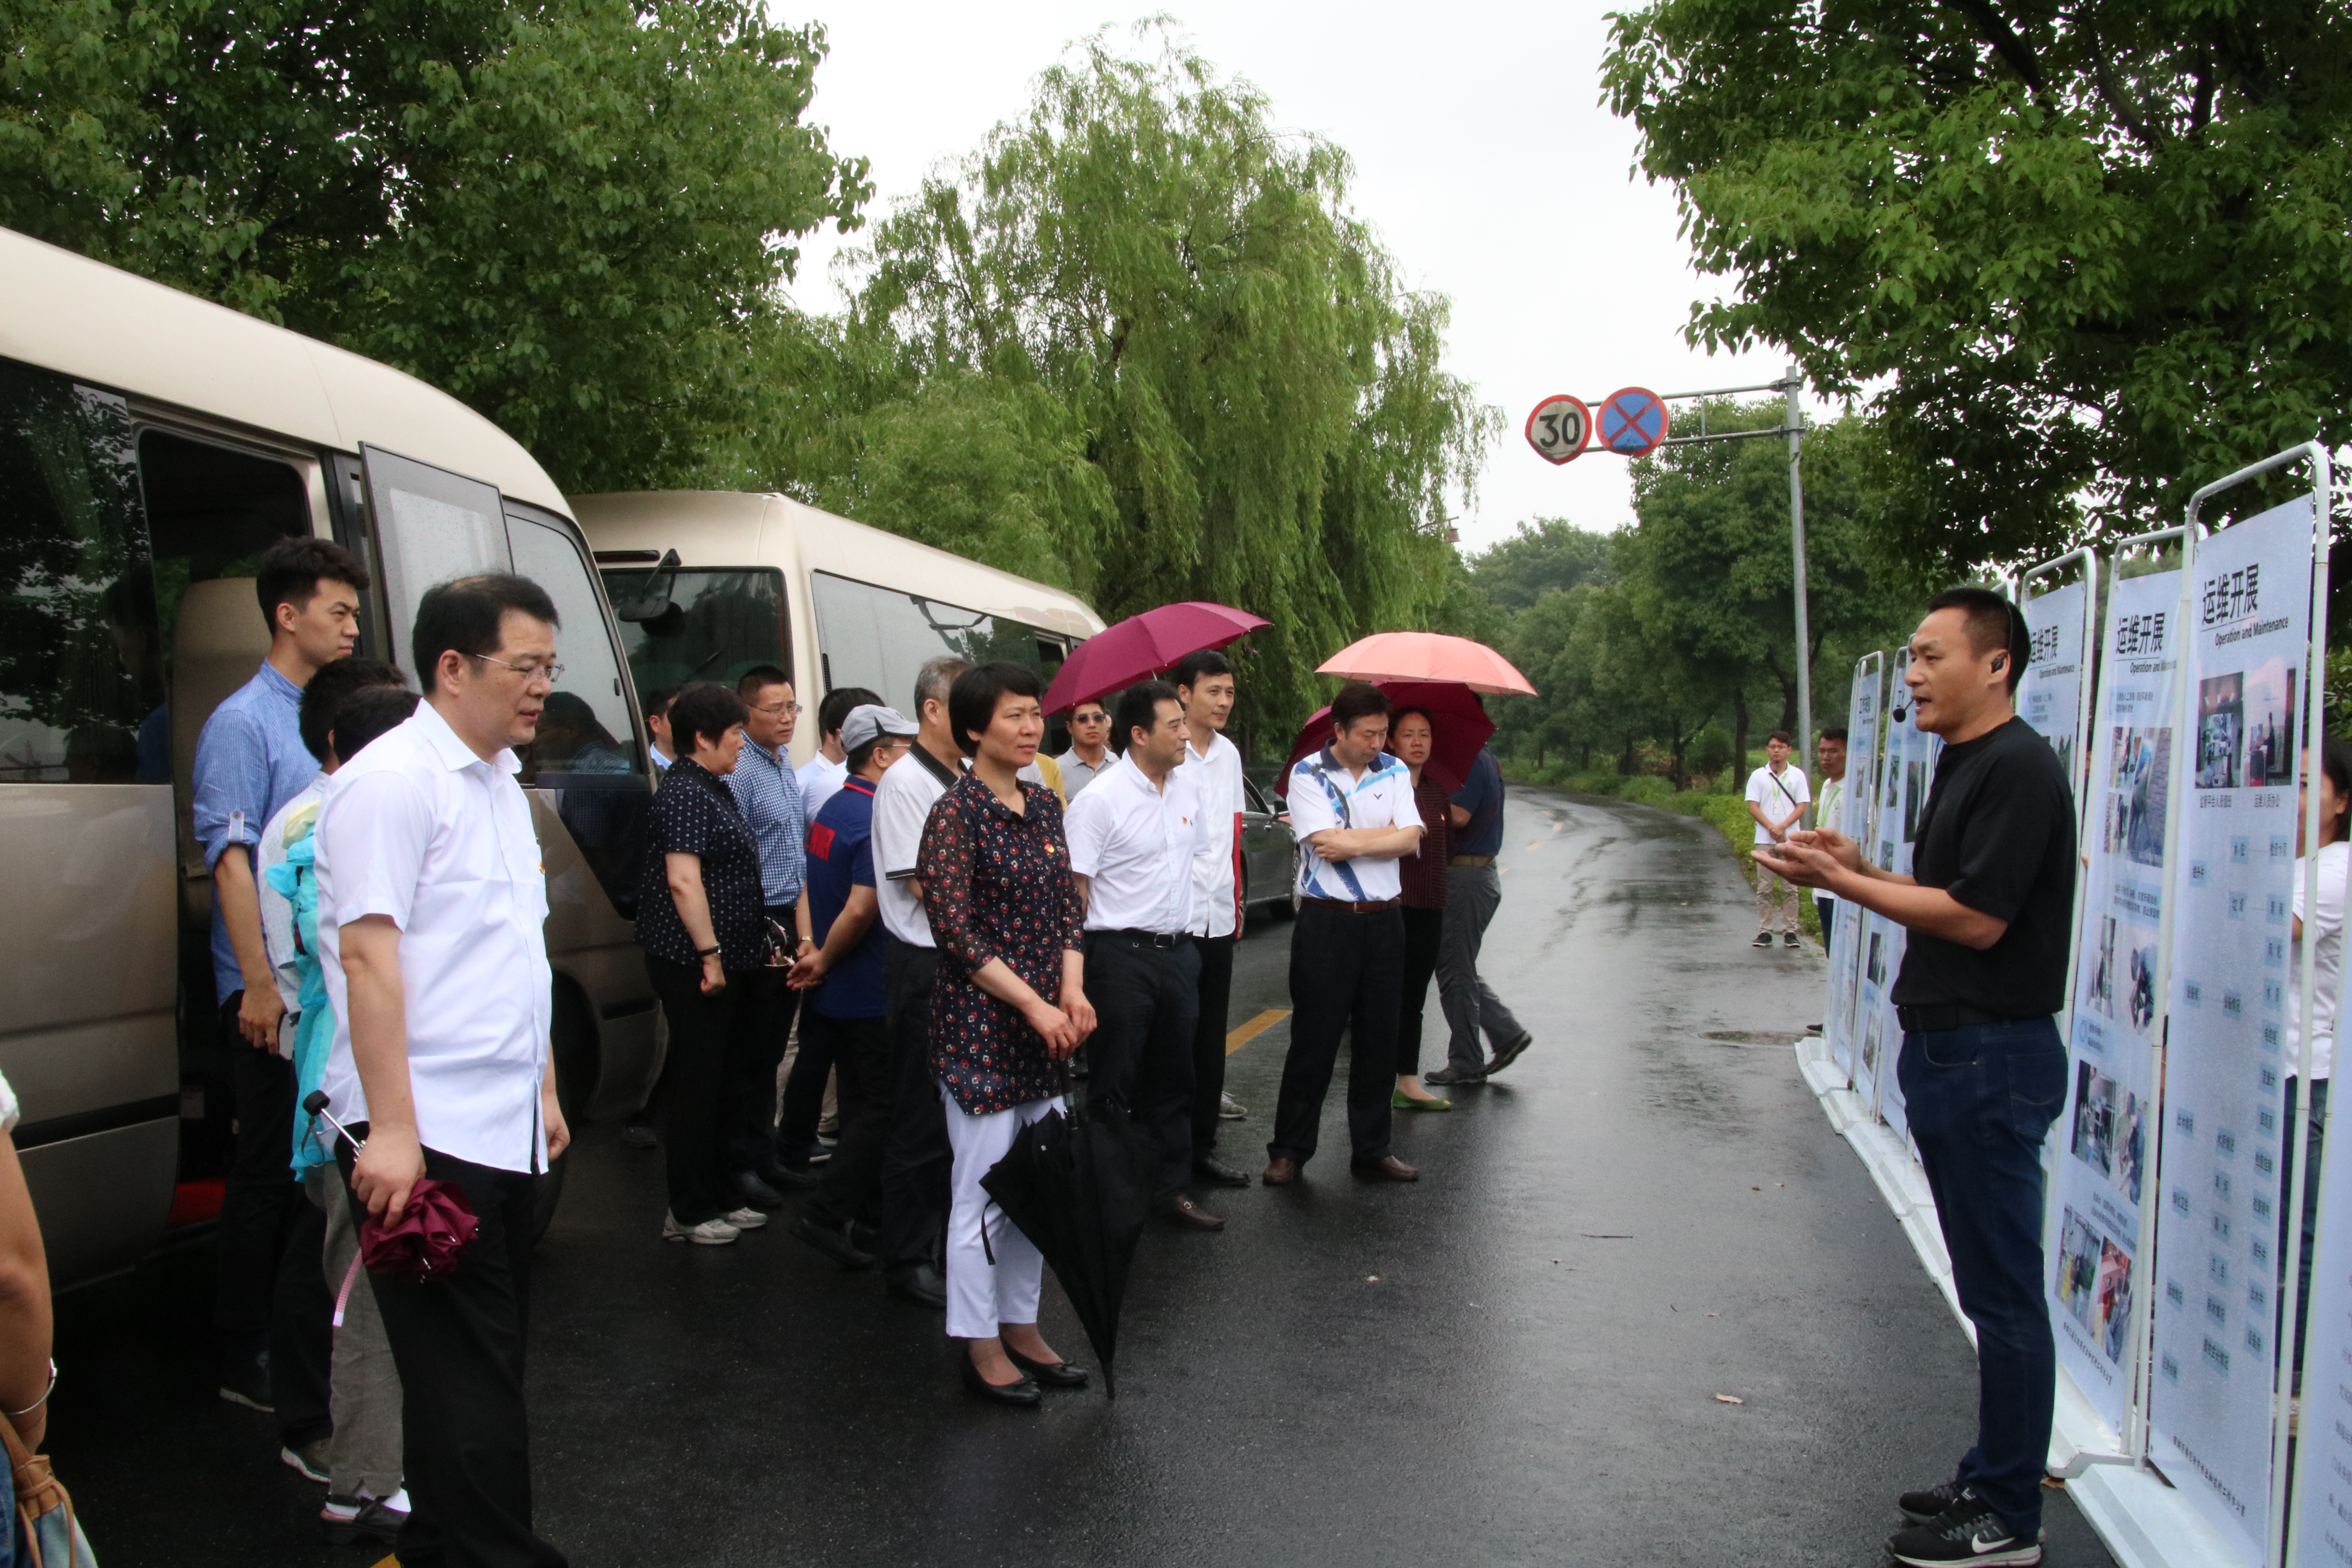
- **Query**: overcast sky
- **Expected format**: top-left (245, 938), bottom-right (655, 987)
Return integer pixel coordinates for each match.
top-left (784, 2), bottom-right (1793, 556)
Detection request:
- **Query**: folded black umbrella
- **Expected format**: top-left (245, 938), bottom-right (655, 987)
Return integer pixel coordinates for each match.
top-left (981, 1098), bottom-right (1160, 1397)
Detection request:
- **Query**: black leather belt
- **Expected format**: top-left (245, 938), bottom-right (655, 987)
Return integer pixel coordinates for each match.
top-left (1095, 929), bottom-right (1189, 948)
top-left (1896, 1002), bottom-right (2016, 1033)
top-left (1300, 895), bottom-right (1401, 914)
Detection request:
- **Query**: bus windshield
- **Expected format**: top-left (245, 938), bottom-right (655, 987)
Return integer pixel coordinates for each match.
top-left (603, 566), bottom-right (791, 699)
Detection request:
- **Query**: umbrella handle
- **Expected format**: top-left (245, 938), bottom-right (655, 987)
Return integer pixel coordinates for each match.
top-left (301, 1089), bottom-right (367, 1157)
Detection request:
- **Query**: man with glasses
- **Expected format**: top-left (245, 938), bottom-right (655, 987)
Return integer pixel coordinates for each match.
top-left (726, 666), bottom-right (816, 1207)
top-left (1059, 699), bottom-right (1114, 798)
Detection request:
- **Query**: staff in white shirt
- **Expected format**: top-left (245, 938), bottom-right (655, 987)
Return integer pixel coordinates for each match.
top-left (1744, 730), bottom-right (1810, 949)
top-left (315, 573), bottom-right (571, 1568)
top-left (1171, 648), bottom-right (1253, 1188)
top-left (799, 684), bottom-right (879, 822)
top-left (1264, 683), bottom-right (1424, 1186)
top-left (644, 684), bottom-right (679, 770)
top-left (1066, 681), bottom-right (1223, 1230)
top-left (866, 654), bottom-right (971, 1311)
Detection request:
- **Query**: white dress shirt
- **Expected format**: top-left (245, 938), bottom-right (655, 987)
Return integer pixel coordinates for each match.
top-left (1175, 730), bottom-right (1246, 937)
top-left (1286, 748), bottom-right (1422, 904)
top-left (873, 743), bottom-right (960, 948)
top-left (1064, 752), bottom-right (1209, 935)
top-left (315, 701), bottom-right (554, 1174)
top-left (797, 750), bottom-right (849, 823)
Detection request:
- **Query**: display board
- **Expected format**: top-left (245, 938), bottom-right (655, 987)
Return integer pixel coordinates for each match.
top-left (2150, 496), bottom-right (2316, 1563)
top-left (2019, 574), bottom-right (2094, 795)
top-left (2049, 565), bottom-right (2180, 1436)
top-left (1827, 656), bottom-right (1886, 1079)
top-left (1855, 654), bottom-right (1938, 1129)
top-left (2290, 1026), bottom-right (2352, 1567)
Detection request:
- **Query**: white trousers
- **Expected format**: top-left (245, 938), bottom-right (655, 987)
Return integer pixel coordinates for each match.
top-left (940, 1084), bottom-right (1061, 1340)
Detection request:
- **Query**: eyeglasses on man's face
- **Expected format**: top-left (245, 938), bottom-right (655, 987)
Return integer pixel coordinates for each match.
top-left (476, 653), bottom-right (564, 686)
top-left (751, 699), bottom-right (804, 717)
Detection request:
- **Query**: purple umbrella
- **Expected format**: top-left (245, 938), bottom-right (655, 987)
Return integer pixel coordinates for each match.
top-left (1041, 602), bottom-right (1269, 715)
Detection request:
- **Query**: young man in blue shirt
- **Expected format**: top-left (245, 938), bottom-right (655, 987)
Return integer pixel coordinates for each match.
top-left (789, 704), bottom-right (917, 1268)
top-left (190, 534), bottom-right (368, 1455)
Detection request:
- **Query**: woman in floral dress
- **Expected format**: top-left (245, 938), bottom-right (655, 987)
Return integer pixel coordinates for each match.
top-left (919, 661), bottom-right (1098, 1405)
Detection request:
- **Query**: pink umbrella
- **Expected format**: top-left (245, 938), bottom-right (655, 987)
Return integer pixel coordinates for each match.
top-left (1283, 681), bottom-right (1495, 793)
top-left (1316, 632), bottom-right (1536, 696)
top-left (1042, 601), bottom-right (1270, 715)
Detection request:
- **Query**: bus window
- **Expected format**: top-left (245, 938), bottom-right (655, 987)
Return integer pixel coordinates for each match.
top-left (601, 565), bottom-right (789, 700)
top-left (808, 571), bottom-right (1065, 714)
top-left (359, 444), bottom-right (510, 686)
top-left (0, 363), bottom-right (159, 784)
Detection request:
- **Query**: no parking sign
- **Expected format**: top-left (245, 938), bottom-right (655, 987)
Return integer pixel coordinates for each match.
top-left (1597, 387), bottom-right (1670, 456)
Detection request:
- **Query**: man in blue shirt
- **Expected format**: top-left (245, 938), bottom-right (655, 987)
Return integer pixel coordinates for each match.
top-left (726, 666), bottom-right (815, 1205)
top-left (1428, 743), bottom-right (1534, 1085)
top-left (189, 534), bottom-right (368, 1457)
top-left (788, 704), bottom-right (916, 1268)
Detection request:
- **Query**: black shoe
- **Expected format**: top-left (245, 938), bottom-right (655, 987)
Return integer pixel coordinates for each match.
top-left (886, 1262), bottom-right (947, 1310)
top-left (320, 1495), bottom-right (408, 1546)
top-left (1783, 932), bottom-right (1802, 949)
top-left (1193, 1156), bottom-right (1251, 1188)
top-left (849, 1220), bottom-right (881, 1252)
top-left (1483, 1031), bottom-right (1533, 1076)
top-left (1005, 1347), bottom-right (1090, 1389)
top-left (1423, 1065), bottom-right (1484, 1087)
top-left (792, 1215), bottom-right (877, 1270)
top-left (619, 1122), bottom-right (657, 1149)
top-left (757, 1161), bottom-right (820, 1191)
top-left (958, 1353), bottom-right (1041, 1407)
top-left (1897, 1479), bottom-right (1967, 1524)
top-left (218, 1349), bottom-right (273, 1414)
top-left (1886, 1492), bottom-right (2042, 1566)
top-left (733, 1169), bottom-right (785, 1209)
top-left (1751, 931), bottom-right (1774, 948)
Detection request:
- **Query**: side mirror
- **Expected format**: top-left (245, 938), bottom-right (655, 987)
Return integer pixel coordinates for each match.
top-left (613, 548), bottom-right (682, 623)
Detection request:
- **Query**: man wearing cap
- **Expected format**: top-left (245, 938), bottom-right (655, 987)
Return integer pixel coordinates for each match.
top-left (789, 704), bottom-right (918, 1268)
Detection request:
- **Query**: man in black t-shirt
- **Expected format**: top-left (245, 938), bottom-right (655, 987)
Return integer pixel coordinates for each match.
top-left (1758, 587), bottom-right (2074, 1568)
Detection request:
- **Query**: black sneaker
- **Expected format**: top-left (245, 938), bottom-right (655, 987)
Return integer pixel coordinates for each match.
top-left (1886, 1492), bottom-right (2042, 1566)
top-left (1896, 1479), bottom-right (1967, 1524)
top-left (218, 1349), bottom-right (273, 1413)
top-left (1783, 932), bottom-right (1802, 949)
top-left (1751, 932), bottom-right (1773, 949)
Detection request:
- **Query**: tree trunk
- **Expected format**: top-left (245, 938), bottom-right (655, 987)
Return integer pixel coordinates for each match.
top-left (1777, 673), bottom-right (1798, 736)
top-left (1620, 731), bottom-right (1637, 775)
top-left (1733, 693), bottom-right (1750, 782)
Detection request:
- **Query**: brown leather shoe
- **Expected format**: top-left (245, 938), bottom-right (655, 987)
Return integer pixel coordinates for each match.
top-left (1351, 1154), bottom-right (1420, 1182)
top-left (1260, 1156), bottom-right (1301, 1186)
top-left (1161, 1196), bottom-right (1226, 1231)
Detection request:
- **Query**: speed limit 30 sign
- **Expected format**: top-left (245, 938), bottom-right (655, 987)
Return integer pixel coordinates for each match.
top-left (1524, 394), bottom-right (1591, 465)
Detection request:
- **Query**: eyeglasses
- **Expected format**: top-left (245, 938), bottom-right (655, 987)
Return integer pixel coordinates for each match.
top-left (475, 654), bottom-right (564, 685)
top-left (751, 700), bottom-right (804, 717)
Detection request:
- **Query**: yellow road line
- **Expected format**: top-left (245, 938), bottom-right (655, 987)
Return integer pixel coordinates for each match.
top-left (1225, 1008), bottom-right (1291, 1054)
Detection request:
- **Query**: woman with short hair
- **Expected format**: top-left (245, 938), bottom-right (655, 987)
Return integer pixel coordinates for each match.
top-left (919, 661), bottom-right (1097, 1405)
top-left (636, 682), bottom-right (773, 1246)
top-left (1390, 708), bottom-right (1456, 1111)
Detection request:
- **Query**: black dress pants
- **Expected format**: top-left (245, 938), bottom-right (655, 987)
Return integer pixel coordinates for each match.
top-left (644, 955), bottom-right (763, 1225)
top-left (1270, 903), bottom-right (1403, 1167)
top-left (1190, 933), bottom-right (1237, 1156)
top-left (338, 1136), bottom-right (565, 1568)
top-left (1396, 906), bottom-right (1445, 1079)
top-left (879, 941), bottom-right (951, 1272)
top-left (802, 1009), bottom-right (894, 1231)
top-left (725, 910), bottom-right (801, 1172)
top-left (776, 988), bottom-right (835, 1168)
top-left (213, 994), bottom-right (332, 1445)
top-left (1085, 934), bottom-right (1201, 1205)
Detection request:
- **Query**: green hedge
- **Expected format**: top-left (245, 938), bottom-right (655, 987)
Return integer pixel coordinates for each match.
top-left (1498, 763), bottom-right (1821, 939)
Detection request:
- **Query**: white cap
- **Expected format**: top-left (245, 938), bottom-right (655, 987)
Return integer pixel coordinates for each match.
top-left (842, 704), bottom-right (918, 752)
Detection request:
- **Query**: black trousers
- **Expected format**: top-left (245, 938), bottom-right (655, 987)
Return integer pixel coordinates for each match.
top-left (1270, 903), bottom-right (1403, 1167)
top-left (776, 988), bottom-right (835, 1169)
top-left (1190, 933), bottom-right (1237, 1156)
top-left (338, 1136), bottom-right (564, 1568)
top-left (212, 995), bottom-right (332, 1445)
top-left (879, 941), bottom-right (951, 1272)
top-left (802, 1009), bottom-right (893, 1231)
top-left (1396, 906), bottom-right (1445, 1079)
top-left (1085, 934), bottom-right (1201, 1205)
top-left (644, 955), bottom-right (763, 1225)
top-left (725, 909), bottom-right (801, 1172)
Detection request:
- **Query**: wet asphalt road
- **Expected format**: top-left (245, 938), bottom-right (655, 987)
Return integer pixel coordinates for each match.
top-left (52, 786), bottom-right (2117, 1567)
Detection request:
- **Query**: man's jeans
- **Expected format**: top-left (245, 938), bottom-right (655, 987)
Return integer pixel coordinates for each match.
top-left (1436, 863), bottom-right (1524, 1075)
top-left (1897, 1017), bottom-right (2067, 1540)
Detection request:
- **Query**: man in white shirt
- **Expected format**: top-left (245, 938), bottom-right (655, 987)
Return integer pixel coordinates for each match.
top-left (1811, 727), bottom-right (1849, 964)
top-left (643, 685), bottom-right (678, 771)
top-left (316, 574), bottom-right (573, 1568)
top-left (798, 684), bottom-right (879, 822)
top-left (1744, 729), bottom-right (1811, 950)
top-left (1171, 649), bottom-right (1253, 1188)
top-left (1057, 699), bottom-right (1114, 798)
top-left (1066, 681), bottom-right (1221, 1230)
top-left (1265, 683), bottom-right (1424, 1186)
top-left (868, 654), bottom-right (971, 1310)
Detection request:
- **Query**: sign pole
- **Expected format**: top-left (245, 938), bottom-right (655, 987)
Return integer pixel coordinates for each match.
top-left (1786, 367), bottom-right (1814, 755)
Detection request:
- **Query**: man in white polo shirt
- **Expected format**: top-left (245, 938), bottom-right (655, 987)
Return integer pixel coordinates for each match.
top-left (1171, 648), bottom-right (1254, 1189)
top-left (1265, 682), bottom-right (1425, 1186)
top-left (316, 574), bottom-right (571, 1568)
top-left (1066, 680), bottom-right (1221, 1231)
top-left (868, 654), bottom-right (970, 1311)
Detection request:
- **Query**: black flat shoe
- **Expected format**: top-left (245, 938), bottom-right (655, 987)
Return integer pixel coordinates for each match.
top-left (1005, 1347), bottom-right (1090, 1389)
top-left (959, 1354), bottom-right (1042, 1407)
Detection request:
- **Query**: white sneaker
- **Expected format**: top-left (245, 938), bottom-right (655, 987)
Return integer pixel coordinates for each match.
top-left (662, 1213), bottom-right (740, 1245)
top-left (723, 1206), bottom-right (769, 1230)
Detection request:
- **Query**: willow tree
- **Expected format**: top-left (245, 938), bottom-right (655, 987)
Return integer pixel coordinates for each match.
top-left (823, 27), bottom-right (1498, 745)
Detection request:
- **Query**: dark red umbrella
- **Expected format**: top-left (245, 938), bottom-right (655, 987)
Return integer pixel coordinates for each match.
top-left (1283, 681), bottom-right (1494, 791)
top-left (1041, 602), bottom-right (1269, 715)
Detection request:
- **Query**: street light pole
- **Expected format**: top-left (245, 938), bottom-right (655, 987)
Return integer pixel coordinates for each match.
top-left (1784, 365), bottom-right (1813, 759)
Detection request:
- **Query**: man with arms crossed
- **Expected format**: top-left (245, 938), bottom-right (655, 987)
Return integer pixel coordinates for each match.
top-left (1171, 649), bottom-right (1254, 1181)
top-left (1757, 589), bottom-right (2073, 1568)
top-left (193, 535), bottom-right (366, 1452)
top-left (1745, 729), bottom-right (1811, 949)
top-left (316, 575), bottom-right (573, 1568)
top-left (1264, 682), bottom-right (1425, 1185)
top-left (1067, 681), bottom-right (1221, 1230)
top-left (869, 655), bottom-right (972, 1310)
